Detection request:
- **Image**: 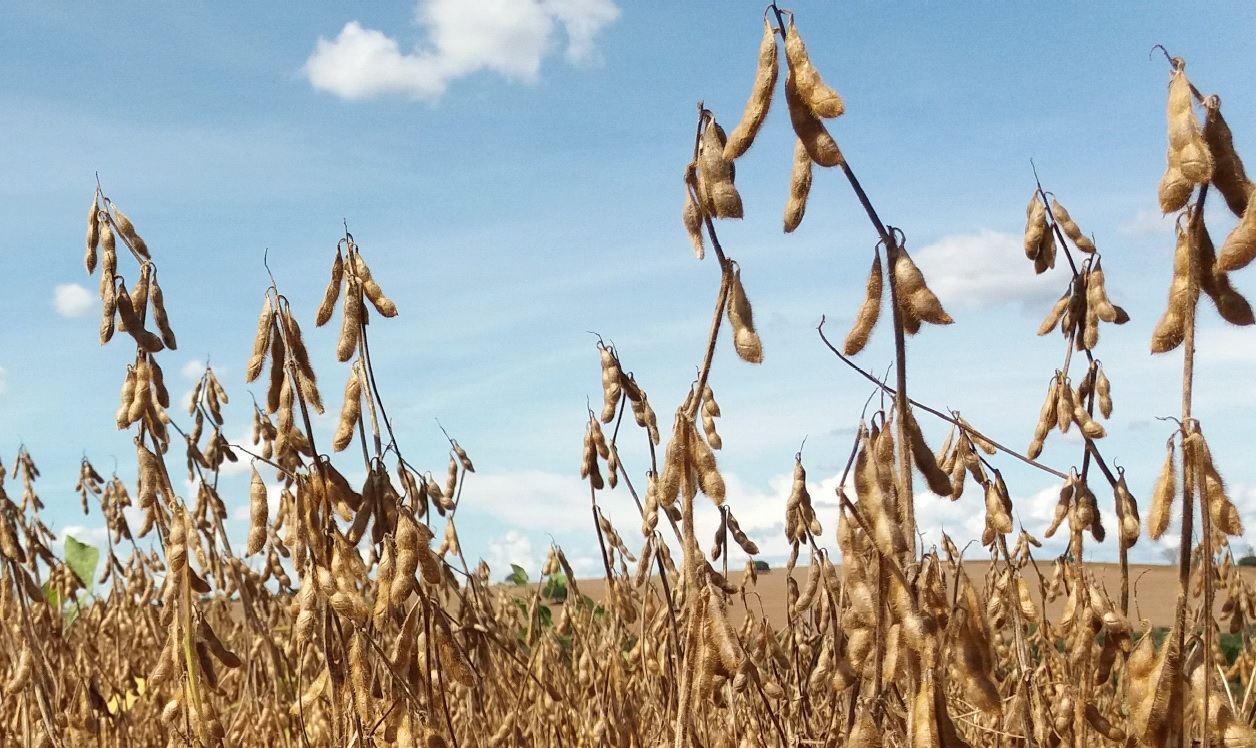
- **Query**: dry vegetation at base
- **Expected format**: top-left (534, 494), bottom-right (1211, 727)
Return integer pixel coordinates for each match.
top-left (2, 8), bottom-right (1256, 748)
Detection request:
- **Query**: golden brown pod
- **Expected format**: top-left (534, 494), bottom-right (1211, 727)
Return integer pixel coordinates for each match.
top-left (85, 199), bottom-right (100, 274)
top-left (1203, 96), bottom-right (1253, 217)
top-left (1150, 224), bottom-right (1198, 353)
top-left (245, 296), bottom-right (274, 383)
top-left (726, 266), bottom-right (763, 363)
top-left (906, 410), bottom-right (952, 498)
top-left (843, 252), bottom-right (883, 355)
top-left (337, 282), bottom-right (363, 362)
top-left (695, 118), bottom-right (743, 219)
top-left (315, 251), bottom-right (344, 327)
top-left (1159, 163), bottom-right (1192, 214)
top-left (1188, 430), bottom-right (1245, 537)
top-left (1148, 438), bottom-right (1176, 540)
top-left (332, 364), bottom-right (363, 453)
top-left (1037, 290), bottom-right (1069, 336)
top-left (1023, 193), bottom-right (1047, 260)
top-left (115, 286), bottom-right (164, 353)
top-left (1050, 198), bottom-right (1096, 254)
top-left (1166, 66), bottom-right (1213, 184)
top-left (1197, 221), bottom-right (1254, 325)
top-left (893, 245), bottom-right (953, 329)
top-left (1096, 367), bottom-right (1113, 419)
top-left (682, 175), bottom-right (705, 260)
top-left (149, 276), bottom-right (176, 350)
top-left (782, 19), bottom-right (843, 119)
top-left (724, 20), bottom-right (779, 161)
top-left (784, 71), bottom-right (842, 167)
top-left (783, 138), bottom-right (812, 233)
top-left (111, 205), bottom-right (150, 259)
top-left (1217, 188), bottom-right (1256, 272)
top-left (245, 465), bottom-right (267, 556)
top-left (352, 251), bottom-right (398, 318)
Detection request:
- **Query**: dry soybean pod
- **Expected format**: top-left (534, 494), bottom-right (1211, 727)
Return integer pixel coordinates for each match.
top-left (696, 116), bottom-right (743, 220)
top-left (782, 138), bottom-right (812, 233)
top-left (724, 19), bottom-right (779, 161)
top-left (315, 250), bottom-right (345, 327)
top-left (843, 250), bottom-right (883, 355)
top-left (784, 71), bottom-right (842, 167)
top-left (1202, 95), bottom-right (1253, 217)
top-left (782, 17), bottom-right (844, 119)
top-left (726, 263), bottom-right (763, 364)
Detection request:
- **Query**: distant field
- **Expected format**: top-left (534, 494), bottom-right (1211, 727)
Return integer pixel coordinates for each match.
top-left (569, 561), bottom-right (1256, 629)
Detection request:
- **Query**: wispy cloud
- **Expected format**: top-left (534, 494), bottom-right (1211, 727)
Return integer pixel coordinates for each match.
top-left (1119, 208), bottom-right (1172, 237)
top-left (304, 0), bottom-right (620, 101)
top-left (53, 283), bottom-right (94, 318)
top-left (912, 230), bottom-right (1058, 309)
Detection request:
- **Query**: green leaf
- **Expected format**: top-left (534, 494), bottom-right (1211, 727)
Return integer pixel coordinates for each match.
top-left (542, 573), bottom-right (567, 602)
top-left (506, 564), bottom-right (529, 586)
top-left (41, 581), bottom-right (60, 611)
top-left (64, 535), bottom-right (100, 590)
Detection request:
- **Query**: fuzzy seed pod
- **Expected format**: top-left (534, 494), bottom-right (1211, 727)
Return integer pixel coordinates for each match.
top-left (1073, 399), bottom-right (1106, 439)
top-left (696, 119), bottom-right (743, 220)
top-left (784, 71), bottom-right (842, 167)
top-left (1087, 261), bottom-right (1120, 325)
top-left (724, 20), bottom-right (778, 161)
top-left (245, 296), bottom-right (274, 383)
top-left (843, 252), bottom-right (883, 355)
top-left (1095, 368), bottom-right (1112, 419)
top-left (893, 246), bottom-right (953, 329)
top-left (682, 177), bottom-right (705, 260)
top-left (1217, 187), bottom-right (1256, 272)
top-left (727, 267), bottom-right (763, 363)
top-left (1203, 97), bottom-right (1254, 217)
top-left (1037, 290), bottom-right (1069, 336)
top-left (390, 514), bottom-right (420, 606)
top-left (115, 286), bottom-right (164, 352)
top-left (245, 465), bottom-right (267, 556)
top-left (907, 410), bottom-right (952, 498)
top-left (1116, 476), bottom-right (1141, 548)
top-left (1148, 438), bottom-right (1177, 540)
top-left (1188, 430), bottom-right (1245, 537)
top-left (1160, 163), bottom-right (1193, 214)
top-left (282, 312), bottom-right (322, 413)
top-left (85, 201), bottom-right (100, 274)
top-left (352, 251), bottom-right (398, 318)
top-left (111, 206), bottom-right (149, 258)
top-left (315, 251), bottom-right (345, 327)
top-left (1023, 193), bottom-right (1048, 260)
top-left (1051, 198), bottom-right (1096, 254)
top-left (149, 276), bottom-right (176, 350)
top-left (266, 325), bottom-right (286, 414)
top-left (782, 19), bottom-right (843, 119)
top-left (1151, 223), bottom-right (1199, 353)
top-left (783, 138), bottom-right (813, 233)
top-left (687, 421), bottom-right (725, 505)
top-left (1197, 222), bottom-right (1255, 325)
top-left (337, 282), bottom-right (364, 362)
top-left (1167, 67), bottom-right (1214, 184)
top-left (332, 364), bottom-right (363, 452)
top-left (599, 344), bottom-right (622, 423)
top-left (984, 473), bottom-right (1013, 535)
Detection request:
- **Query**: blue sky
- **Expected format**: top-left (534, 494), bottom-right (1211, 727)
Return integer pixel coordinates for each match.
top-left (3, 2), bottom-right (1256, 579)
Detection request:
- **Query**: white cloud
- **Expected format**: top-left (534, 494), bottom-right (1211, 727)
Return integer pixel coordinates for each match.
top-left (304, 0), bottom-right (620, 101)
top-left (486, 530), bottom-right (538, 579)
top-left (1120, 208), bottom-right (1173, 237)
top-left (912, 230), bottom-right (1059, 309)
top-left (53, 283), bottom-right (94, 318)
top-left (181, 359), bottom-right (208, 380)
